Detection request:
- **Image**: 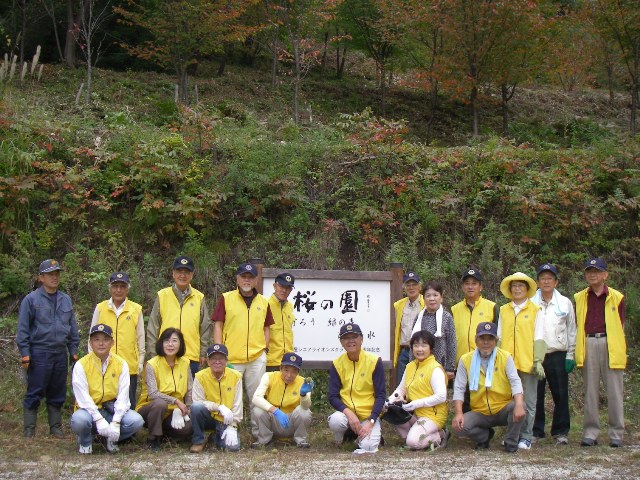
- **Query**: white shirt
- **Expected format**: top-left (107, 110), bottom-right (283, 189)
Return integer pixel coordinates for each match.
top-left (252, 372), bottom-right (312, 413)
top-left (391, 364), bottom-right (447, 407)
top-left (531, 291), bottom-right (577, 358)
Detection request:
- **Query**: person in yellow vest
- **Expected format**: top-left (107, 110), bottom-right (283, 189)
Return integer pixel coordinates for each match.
top-left (575, 257), bottom-right (626, 448)
top-left (189, 343), bottom-right (243, 453)
top-left (452, 322), bottom-right (525, 453)
top-left (137, 328), bottom-right (193, 452)
top-left (388, 330), bottom-right (449, 450)
top-left (252, 352), bottom-right (314, 448)
top-left (497, 272), bottom-right (546, 451)
top-left (70, 324), bottom-right (144, 454)
top-left (147, 256), bottom-right (211, 378)
top-left (89, 272), bottom-right (144, 408)
top-left (393, 271), bottom-right (424, 384)
top-left (212, 262), bottom-right (274, 436)
top-left (328, 323), bottom-right (386, 454)
top-left (266, 273), bottom-right (296, 372)
top-left (451, 267), bottom-right (499, 413)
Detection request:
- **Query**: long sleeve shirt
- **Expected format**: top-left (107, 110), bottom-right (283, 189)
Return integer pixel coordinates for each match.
top-left (452, 353), bottom-right (522, 402)
top-left (145, 362), bottom-right (193, 406)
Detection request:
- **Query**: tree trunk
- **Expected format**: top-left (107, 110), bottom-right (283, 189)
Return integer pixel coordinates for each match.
top-left (426, 82), bottom-right (439, 143)
top-left (293, 36), bottom-right (300, 124)
top-left (64, 0), bottom-right (77, 68)
top-left (470, 85), bottom-right (478, 137)
top-left (380, 62), bottom-right (386, 116)
top-left (178, 68), bottom-right (189, 105)
top-left (19, 0), bottom-right (26, 65)
top-left (271, 33), bottom-right (278, 87)
top-left (607, 63), bottom-right (614, 106)
top-left (320, 31), bottom-right (328, 74)
top-left (338, 44), bottom-right (347, 79)
top-left (631, 42), bottom-right (639, 135)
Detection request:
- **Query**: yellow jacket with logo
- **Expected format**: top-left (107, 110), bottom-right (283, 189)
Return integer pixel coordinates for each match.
top-left (136, 355), bottom-right (190, 413)
top-left (263, 371), bottom-right (305, 414)
top-left (77, 351), bottom-right (125, 408)
top-left (404, 355), bottom-right (448, 427)
top-left (332, 350), bottom-right (379, 421)
top-left (221, 289), bottom-right (269, 364)
top-left (393, 295), bottom-right (425, 367)
top-left (194, 366), bottom-right (243, 423)
top-left (499, 301), bottom-right (540, 373)
top-left (267, 295), bottom-right (295, 367)
top-left (451, 296), bottom-right (496, 363)
top-left (461, 347), bottom-right (513, 415)
top-left (95, 299), bottom-right (143, 373)
top-left (157, 286), bottom-right (205, 362)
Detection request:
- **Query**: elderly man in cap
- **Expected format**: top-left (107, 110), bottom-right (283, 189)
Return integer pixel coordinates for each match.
top-left (70, 324), bottom-right (144, 454)
top-left (212, 262), bottom-right (274, 435)
top-left (531, 263), bottom-right (576, 445)
top-left (252, 352), bottom-right (314, 448)
top-left (393, 270), bottom-right (424, 384)
top-left (189, 343), bottom-right (243, 453)
top-left (575, 258), bottom-right (626, 448)
top-left (497, 272), bottom-right (545, 450)
top-left (90, 272), bottom-right (145, 408)
top-left (266, 273), bottom-right (296, 372)
top-left (452, 322), bottom-right (525, 453)
top-left (16, 259), bottom-right (80, 438)
top-left (328, 323), bottom-right (386, 454)
top-left (147, 256), bottom-right (211, 377)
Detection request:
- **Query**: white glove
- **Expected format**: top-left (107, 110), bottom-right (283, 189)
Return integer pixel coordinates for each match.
top-left (388, 393), bottom-right (403, 404)
top-left (402, 400), bottom-right (424, 412)
top-left (202, 401), bottom-right (217, 412)
top-left (171, 408), bottom-right (186, 430)
top-left (220, 426), bottom-right (239, 449)
top-left (183, 414), bottom-right (190, 422)
top-left (96, 417), bottom-right (110, 437)
top-left (218, 404), bottom-right (234, 425)
top-left (107, 421), bottom-right (121, 442)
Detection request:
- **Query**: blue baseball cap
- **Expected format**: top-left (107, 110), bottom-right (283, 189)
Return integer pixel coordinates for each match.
top-left (584, 258), bottom-right (607, 271)
top-left (236, 262), bottom-right (258, 277)
top-left (275, 273), bottom-right (295, 287)
top-left (207, 343), bottom-right (229, 357)
top-left (109, 272), bottom-right (130, 284)
top-left (403, 271), bottom-right (421, 283)
top-left (536, 263), bottom-right (558, 278)
top-left (90, 324), bottom-right (113, 338)
top-left (281, 352), bottom-right (302, 369)
top-left (461, 267), bottom-right (482, 282)
top-left (476, 322), bottom-right (498, 339)
top-left (339, 323), bottom-right (363, 338)
top-left (39, 259), bottom-right (62, 274)
top-left (173, 256), bottom-right (195, 271)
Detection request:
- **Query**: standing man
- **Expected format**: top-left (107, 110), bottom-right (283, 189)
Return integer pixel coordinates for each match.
top-left (452, 322), bottom-right (525, 453)
top-left (90, 272), bottom-right (145, 408)
top-left (252, 352), bottom-right (314, 448)
top-left (70, 324), bottom-right (144, 454)
top-left (393, 271), bottom-right (424, 383)
top-left (266, 273), bottom-right (296, 372)
top-left (16, 259), bottom-right (80, 438)
top-left (212, 262), bottom-right (274, 434)
top-left (531, 263), bottom-right (576, 445)
top-left (328, 323), bottom-right (386, 454)
top-left (147, 256), bottom-right (211, 377)
top-left (575, 258), bottom-right (626, 448)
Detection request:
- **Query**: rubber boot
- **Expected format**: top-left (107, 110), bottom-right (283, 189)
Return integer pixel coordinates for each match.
top-left (47, 404), bottom-right (64, 438)
top-left (24, 407), bottom-right (38, 438)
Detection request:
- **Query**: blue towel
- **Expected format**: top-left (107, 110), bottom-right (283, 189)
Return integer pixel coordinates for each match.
top-left (469, 347), bottom-right (497, 391)
top-left (532, 288), bottom-right (567, 317)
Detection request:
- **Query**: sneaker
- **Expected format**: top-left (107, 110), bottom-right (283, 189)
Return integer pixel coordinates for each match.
top-left (189, 443), bottom-right (205, 453)
top-left (352, 448), bottom-right (377, 455)
top-left (518, 439), bottom-right (531, 450)
top-left (78, 444), bottom-right (92, 454)
top-left (297, 441), bottom-right (311, 449)
top-left (147, 437), bottom-right (162, 452)
top-left (581, 438), bottom-right (597, 447)
top-left (555, 435), bottom-right (569, 445)
top-left (609, 440), bottom-right (623, 448)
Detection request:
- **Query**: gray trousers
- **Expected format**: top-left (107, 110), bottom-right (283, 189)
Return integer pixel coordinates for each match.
top-left (457, 401), bottom-right (523, 450)
top-left (253, 405), bottom-right (312, 445)
top-left (518, 371), bottom-right (538, 441)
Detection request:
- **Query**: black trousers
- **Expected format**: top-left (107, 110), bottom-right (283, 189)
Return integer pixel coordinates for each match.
top-left (533, 350), bottom-right (570, 437)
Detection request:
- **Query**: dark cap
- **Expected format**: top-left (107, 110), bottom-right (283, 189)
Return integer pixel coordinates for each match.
top-left (39, 259), bottom-right (63, 274)
top-left (584, 257), bottom-right (607, 271)
top-left (275, 273), bottom-right (295, 287)
top-left (339, 323), bottom-right (363, 338)
top-left (536, 263), bottom-right (558, 278)
top-left (109, 272), bottom-right (130, 285)
top-left (475, 322), bottom-right (498, 339)
top-left (90, 324), bottom-right (113, 338)
top-left (402, 271), bottom-right (421, 284)
top-left (280, 352), bottom-right (302, 369)
top-left (207, 343), bottom-right (228, 357)
top-left (173, 256), bottom-right (195, 271)
top-left (236, 262), bottom-right (258, 277)
top-left (461, 267), bottom-right (482, 282)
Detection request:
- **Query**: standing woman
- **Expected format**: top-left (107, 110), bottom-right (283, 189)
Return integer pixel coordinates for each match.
top-left (137, 328), bottom-right (193, 451)
top-left (411, 282), bottom-right (457, 381)
top-left (388, 330), bottom-right (449, 450)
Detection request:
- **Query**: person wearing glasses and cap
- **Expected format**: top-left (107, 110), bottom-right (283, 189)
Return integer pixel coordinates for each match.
top-left (393, 270), bottom-right (424, 385)
top-left (147, 256), bottom-right (211, 378)
top-left (575, 258), bottom-right (626, 448)
top-left (252, 352), bottom-right (314, 449)
top-left (497, 272), bottom-right (546, 451)
top-left (89, 272), bottom-right (145, 408)
top-left (70, 324), bottom-right (144, 454)
top-left (266, 273), bottom-right (296, 372)
top-left (328, 323), bottom-right (386, 454)
top-left (189, 343), bottom-right (243, 453)
top-left (16, 259), bottom-right (80, 438)
top-left (530, 263), bottom-right (576, 446)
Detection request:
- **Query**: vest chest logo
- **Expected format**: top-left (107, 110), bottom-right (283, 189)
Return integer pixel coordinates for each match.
top-left (360, 373), bottom-right (365, 378)
top-left (112, 373), bottom-right (116, 378)
top-left (256, 307), bottom-right (262, 311)
top-left (611, 307), bottom-right (616, 311)
top-left (292, 391), bottom-right (298, 397)
top-left (190, 302), bottom-right (194, 308)
top-left (126, 315), bottom-right (131, 321)
top-left (227, 387), bottom-right (232, 392)
top-left (479, 312), bottom-right (484, 316)
top-left (420, 373), bottom-right (424, 378)
top-left (524, 315), bottom-right (529, 319)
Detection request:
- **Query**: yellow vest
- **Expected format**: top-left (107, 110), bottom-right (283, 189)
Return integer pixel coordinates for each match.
top-left (194, 367), bottom-right (242, 423)
top-left (264, 371), bottom-right (305, 414)
top-left (333, 350), bottom-right (380, 421)
top-left (95, 299), bottom-right (143, 373)
top-left (393, 295), bottom-right (425, 367)
top-left (136, 355), bottom-right (190, 413)
top-left (267, 296), bottom-right (295, 367)
top-left (574, 287), bottom-right (626, 369)
top-left (76, 352), bottom-right (125, 408)
top-left (157, 286), bottom-right (205, 362)
top-left (499, 301), bottom-right (539, 373)
top-left (461, 348), bottom-right (513, 415)
top-left (451, 296), bottom-right (496, 363)
top-left (404, 355), bottom-right (448, 427)
top-left (221, 289), bottom-right (269, 364)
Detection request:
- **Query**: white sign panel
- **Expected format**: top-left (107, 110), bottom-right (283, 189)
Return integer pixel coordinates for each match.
top-left (262, 277), bottom-right (391, 362)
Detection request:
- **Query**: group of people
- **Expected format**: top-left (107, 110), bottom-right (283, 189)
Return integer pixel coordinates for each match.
top-left (15, 254), bottom-right (626, 455)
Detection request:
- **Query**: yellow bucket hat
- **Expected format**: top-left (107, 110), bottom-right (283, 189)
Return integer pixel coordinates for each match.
top-left (500, 272), bottom-right (537, 299)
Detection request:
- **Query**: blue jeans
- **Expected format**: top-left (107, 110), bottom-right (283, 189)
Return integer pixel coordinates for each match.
top-left (70, 407), bottom-right (144, 447)
top-left (190, 403), bottom-right (240, 451)
top-left (396, 347), bottom-right (411, 386)
top-left (23, 349), bottom-right (68, 410)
